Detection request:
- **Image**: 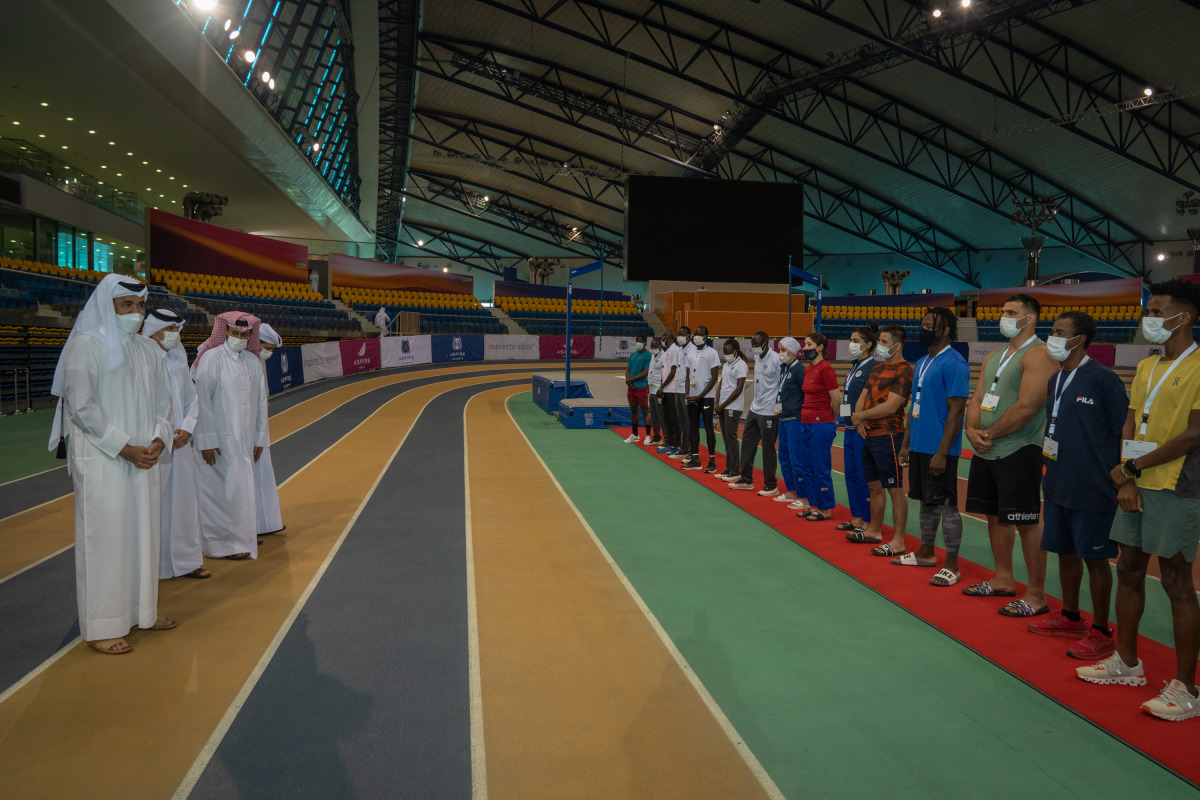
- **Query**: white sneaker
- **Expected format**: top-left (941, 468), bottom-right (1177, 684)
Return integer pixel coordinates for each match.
top-left (643, 435), bottom-right (652, 445)
top-left (623, 434), bottom-right (638, 443)
top-left (1075, 654), bottom-right (1147, 686)
top-left (1142, 679), bottom-right (1200, 721)
top-left (773, 493), bottom-right (794, 503)
top-left (757, 488), bottom-right (780, 497)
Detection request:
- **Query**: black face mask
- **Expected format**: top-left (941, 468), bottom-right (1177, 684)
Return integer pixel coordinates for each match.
top-left (802, 349), bottom-right (818, 360)
top-left (918, 326), bottom-right (939, 347)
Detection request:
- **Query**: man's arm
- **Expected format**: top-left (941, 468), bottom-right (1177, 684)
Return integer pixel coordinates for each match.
top-left (699, 364), bottom-right (720, 399)
top-left (855, 391), bottom-right (908, 421)
top-left (938, 397), bottom-right (968, 456)
top-left (980, 346), bottom-right (1057, 441)
top-left (62, 337), bottom-right (131, 459)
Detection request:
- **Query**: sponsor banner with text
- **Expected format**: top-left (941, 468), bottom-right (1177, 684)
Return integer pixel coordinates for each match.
top-left (483, 334), bottom-right (539, 361)
top-left (539, 335), bottom-right (595, 360)
top-left (432, 334), bottom-right (484, 362)
top-left (1115, 343), bottom-right (1166, 367)
top-left (264, 345), bottom-right (305, 395)
top-left (594, 336), bottom-right (636, 359)
top-left (300, 341), bottom-right (343, 380)
top-left (380, 335), bottom-right (432, 368)
top-left (339, 338), bottom-right (382, 375)
top-left (969, 342), bottom-right (1004, 363)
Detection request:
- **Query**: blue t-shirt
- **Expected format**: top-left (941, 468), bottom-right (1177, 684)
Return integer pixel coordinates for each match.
top-left (839, 357), bottom-right (874, 426)
top-left (627, 349), bottom-right (652, 388)
top-left (1042, 359), bottom-right (1128, 511)
top-left (908, 346), bottom-right (970, 456)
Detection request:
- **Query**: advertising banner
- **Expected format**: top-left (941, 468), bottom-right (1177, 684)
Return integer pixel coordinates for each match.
top-left (432, 334), bottom-right (484, 362)
top-left (1115, 343), bottom-right (1166, 367)
top-left (339, 338), bottom-right (382, 375)
top-left (483, 334), bottom-right (539, 361)
top-left (380, 335), bottom-right (432, 368)
top-left (594, 336), bottom-right (635, 359)
top-left (264, 345), bottom-right (305, 395)
top-left (969, 342), bottom-right (1004, 363)
top-left (1084, 344), bottom-right (1115, 367)
top-left (330, 253), bottom-right (473, 292)
top-left (300, 341), bottom-right (344, 380)
top-left (539, 335), bottom-right (596, 360)
top-left (148, 209), bottom-right (308, 283)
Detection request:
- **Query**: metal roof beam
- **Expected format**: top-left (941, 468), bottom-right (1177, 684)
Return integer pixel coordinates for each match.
top-left (374, 0), bottom-right (421, 262)
top-left (389, 220), bottom-right (523, 275)
top-left (473, 0), bottom-right (1147, 273)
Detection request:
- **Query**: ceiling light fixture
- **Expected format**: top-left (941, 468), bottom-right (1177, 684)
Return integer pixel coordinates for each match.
top-left (932, 8), bottom-right (942, 16)
top-left (268, 78), bottom-right (275, 90)
top-left (40, 102), bottom-right (48, 107)
top-left (223, 18), bottom-right (232, 30)
top-left (229, 29), bottom-right (240, 39)
top-left (261, 71), bottom-right (270, 82)
top-left (1158, 253), bottom-right (1167, 261)
top-left (417, 239), bottom-right (425, 247)
top-left (243, 49), bottom-right (256, 62)
top-left (194, 0), bottom-right (218, 10)
top-left (66, 116), bottom-right (74, 121)
top-left (960, 0), bottom-right (970, 6)
top-left (1144, 87), bottom-right (1154, 96)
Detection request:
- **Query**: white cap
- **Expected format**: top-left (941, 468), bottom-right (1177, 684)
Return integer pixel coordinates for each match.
top-left (778, 336), bottom-right (801, 354)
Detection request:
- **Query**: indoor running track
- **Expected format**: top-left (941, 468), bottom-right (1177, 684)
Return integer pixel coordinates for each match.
top-left (0, 362), bottom-right (1194, 799)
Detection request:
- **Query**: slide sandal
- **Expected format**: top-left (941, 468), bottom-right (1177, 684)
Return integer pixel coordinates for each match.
top-left (891, 553), bottom-right (937, 567)
top-left (930, 568), bottom-right (961, 587)
top-left (961, 581), bottom-right (1016, 597)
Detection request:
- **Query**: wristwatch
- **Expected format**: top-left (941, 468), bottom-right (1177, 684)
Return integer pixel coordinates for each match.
top-left (1122, 459), bottom-right (1142, 480)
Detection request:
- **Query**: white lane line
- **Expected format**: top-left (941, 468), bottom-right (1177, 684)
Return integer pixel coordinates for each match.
top-left (0, 464), bottom-right (65, 488)
top-left (503, 396), bottom-right (787, 800)
top-left (0, 635), bottom-right (82, 706)
top-left (0, 493), bottom-right (72, 528)
top-left (170, 386), bottom-right (436, 800)
top-left (462, 395), bottom-right (489, 800)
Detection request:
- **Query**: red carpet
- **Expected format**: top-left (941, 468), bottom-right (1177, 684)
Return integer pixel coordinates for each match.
top-left (614, 429), bottom-right (1199, 788)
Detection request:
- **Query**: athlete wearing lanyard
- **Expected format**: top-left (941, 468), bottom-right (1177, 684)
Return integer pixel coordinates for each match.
top-left (1078, 280), bottom-right (1200, 722)
top-left (836, 327), bottom-right (877, 536)
top-left (1027, 312), bottom-right (1127, 661)
top-left (962, 294), bottom-right (1058, 617)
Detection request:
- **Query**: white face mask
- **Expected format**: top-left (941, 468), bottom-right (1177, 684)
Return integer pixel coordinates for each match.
top-left (227, 335), bottom-right (249, 353)
top-left (874, 344), bottom-right (892, 361)
top-left (115, 312), bottom-right (143, 335)
top-left (849, 342), bottom-right (863, 357)
top-left (999, 313), bottom-right (1031, 339)
top-left (724, 352), bottom-right (736, 363)
top-left (1142, 312), bottom-right (1185, 344)
top-left (779, 350), bottom-right (794, 364)
top-left (693, 335), bottom-right (705, 347)
top-left (676, 335), bottom-right (687, 345)
top-left (635, 342), bottom-right (644, 351)
top-left (259, 349), bottom-right (274, 361)
top-left (159, 331), bottom-right (181, 350)
top-left (651, 347), bottom-right (661, 356)
top-left (1045, 334), bottom-right (1080, 362)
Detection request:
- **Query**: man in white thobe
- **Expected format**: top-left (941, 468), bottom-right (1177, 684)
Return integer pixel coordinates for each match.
top-left (50, 274), bottom-right (178, 655)
top-left (142, 308), bottom-right (209, 580)
top-left (192, 311), bottom-right (269, 560)
top-left (376, 306), bottom-right (390, 337)
top-left (254, 323), bottom-right (285, 538)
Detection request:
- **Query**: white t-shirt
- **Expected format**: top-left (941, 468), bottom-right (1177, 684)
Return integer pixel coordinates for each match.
top-left (663, 343), bottom-right (682, 393)
top-left (717, 357), bottom-right (749, 412)
top-left (750, 348), bottom-right (783, 416)
top-left (688, 345), bottom-right (722, 398)
top-left (648, 349), bottom-right (665, 391)
top-left (677, 341), bottom-right (695, 394)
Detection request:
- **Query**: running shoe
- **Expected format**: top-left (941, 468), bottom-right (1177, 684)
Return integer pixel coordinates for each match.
top-left (656, 447), bottom-right (674, 454)
top-left (704, 463), bottom-right (717, 474)
top-left (623, 434), bottom-right (639, 444)
top-left (1026, 612), bottom-right (1087, 638)
top-left (729, 481), bottom-right (756, 490)
top-left (1141, 679), bottom-right (1200, 722)
top-left (719, 473), bottom-right (740, 482)
top-left (648, 438), bottom-right (663, 446)
top-left (1075, 654), bottom-right (1146, 686)
top-left (757, 488), bottom-right (780, 497)
top-left (643, 435), bottom-right (653, 445)
top-left (682, 460), bottom-right (703, 470)
top-left (1069, 626), bottom-right (1116, 660)
top-left (668, 453), bottom-right (689, 460)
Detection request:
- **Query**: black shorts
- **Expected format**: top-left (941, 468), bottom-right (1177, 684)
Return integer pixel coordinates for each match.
top-left (862, 433), bottom-right (904, 489)
top-left (907, 452), bottom-right (960, 506)
top-left (964, 444), bottom-right (1043, 525)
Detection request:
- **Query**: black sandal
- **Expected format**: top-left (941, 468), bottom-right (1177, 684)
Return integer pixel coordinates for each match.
top-left (845, 530), bottom-right (880, 543)
top-left (801, 509), bottom-right (832, 521)
top-left (834, 521), bottom-right (857, 531)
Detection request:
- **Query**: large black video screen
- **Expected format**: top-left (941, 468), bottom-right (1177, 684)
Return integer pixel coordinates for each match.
top-left (623, 176), bottom-right (804, 283)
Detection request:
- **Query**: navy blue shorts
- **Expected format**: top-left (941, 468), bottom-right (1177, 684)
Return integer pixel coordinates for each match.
top-left (863, 433), bottom-right (904, 489)
top-left (1041, 499), bottom-right (1118, 559)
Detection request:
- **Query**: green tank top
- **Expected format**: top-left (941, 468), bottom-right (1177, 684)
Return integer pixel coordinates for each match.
top-left (978, 338), bottom-right (1047, 460)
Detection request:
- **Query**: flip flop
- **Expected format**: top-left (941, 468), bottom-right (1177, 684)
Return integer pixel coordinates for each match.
top-left (88, 639), bottom-right (131, 655)
top-left (869, 543), bottom-right (901, 556)
top-left (891, 553), bottom-right (937, 567)
top-left (998, 599), bottom-right (1050, 618)
top-left (930, 568), bottom-right (961, 587)
top-left (961, 581), bottom-right (1016, 597)
top-left (801, 510), bottom-right (833, 521)
top-left (846, 530), bottom-right (879, 543)
top-left (182, 568), bottom-right (211, 579)
top-left (834, 521), bottom-right (857, 531)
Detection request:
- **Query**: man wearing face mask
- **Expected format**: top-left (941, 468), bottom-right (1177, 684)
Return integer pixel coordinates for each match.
top-left (142, 309), bottom-right (209, 581)
top-left (192, 312), bottom-right (269, 561)
top-left (714, 338), bottom-right (748, 480)
top-left (656, 332), bottom-right (681, 454)
top-left (683, 326), bottom-right (722, 473)
top-left (963, 294), bottom-right (1057, 617)
top-left (730, 331), bottom-right (783, 495)
top-left (1023, 312), bottom-right (1126, 659)
top-left (49, 275), bottom-right (177, 654)
top-left (898, 308), bottom-right (970, 586)
top-left (254, 324), bottom-right (286, 540)
top-left (624, 335), bottom-right (652, 444)
top-left (670, 325), bottom-right (695, 461)
top-left (1077, 280), bottom-right (1200, 721)
top-left (646, 336), bottom-right (665, 446)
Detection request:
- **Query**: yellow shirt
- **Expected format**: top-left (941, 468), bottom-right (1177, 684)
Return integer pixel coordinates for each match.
top-left (1129, 348), bottom-right (1200, 491)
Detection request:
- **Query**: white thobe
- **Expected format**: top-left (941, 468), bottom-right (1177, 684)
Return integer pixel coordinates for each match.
top-left (158, 350), bottom-right (202, 578)
top-left (193, 344), bottom-right (269, 558)
top-left (62, 333), bottom-right (173, 641)
top-left (376, 309), bottom-right (389, 337)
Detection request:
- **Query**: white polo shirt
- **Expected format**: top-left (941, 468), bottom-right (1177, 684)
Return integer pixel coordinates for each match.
top-left (749, 348), bottom-right (783, 416)
top-left (688, 345), bottom-right (722, 399)
top-left (648, 349), bottom-right (665, 392)
top-left (663, 343), bottom-right (682, 393)
top-left (717, 357), bottom-right (749, 412)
